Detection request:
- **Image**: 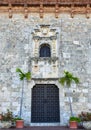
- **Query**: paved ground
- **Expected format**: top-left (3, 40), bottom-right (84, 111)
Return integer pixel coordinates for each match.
top-left (6, 126), bottom-right (85, 130)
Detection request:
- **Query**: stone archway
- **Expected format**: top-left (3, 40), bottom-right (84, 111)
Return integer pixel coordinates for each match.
top-left (31, 84), bottom-right (60, 123)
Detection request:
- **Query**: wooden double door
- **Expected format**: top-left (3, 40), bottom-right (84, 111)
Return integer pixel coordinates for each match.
top-left (31, 84), bottom-right (60, 123)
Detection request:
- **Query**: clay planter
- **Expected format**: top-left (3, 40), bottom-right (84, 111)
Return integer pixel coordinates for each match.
top-left (16, 120), bottom-right (24, 128)
top-left (69, 121), bottom-right (78, 129)
top-left (0, 114), bottom-right (2, 120)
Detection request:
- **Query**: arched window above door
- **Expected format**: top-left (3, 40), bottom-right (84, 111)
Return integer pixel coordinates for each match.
top-left (39, 44), bottom-right (51, 57)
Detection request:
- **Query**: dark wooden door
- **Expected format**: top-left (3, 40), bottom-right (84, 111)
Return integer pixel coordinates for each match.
top-left (31, 84), bottom-right (60, 123)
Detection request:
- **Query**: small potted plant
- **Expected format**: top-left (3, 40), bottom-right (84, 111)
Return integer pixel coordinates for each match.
top-left (79, 112), bottom-right (91, 129)
top-left (69, 116), bottom-right (81, 129)
top-left (59, 71), bottom-right (80, 117)
top-left (0, 114), bottom-right (2, 120)
top-left (0, 109), bottom-right (14, 128)
top-left (14, 117), bottom-right (24, 128)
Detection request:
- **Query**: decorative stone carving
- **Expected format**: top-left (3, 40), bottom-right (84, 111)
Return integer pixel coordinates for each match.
top-left (31, 25), bottom-right (59, 79)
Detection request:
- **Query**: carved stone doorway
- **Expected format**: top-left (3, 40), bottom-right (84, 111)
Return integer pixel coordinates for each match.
top-left (31, 84), bottom-right (60, 123)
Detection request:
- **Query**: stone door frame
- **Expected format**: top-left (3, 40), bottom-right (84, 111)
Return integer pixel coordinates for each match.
top-left (28, 79), bottom-right (64, 126)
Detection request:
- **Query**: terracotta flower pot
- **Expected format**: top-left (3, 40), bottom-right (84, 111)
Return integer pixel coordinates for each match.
top-left (69, 121), bottom-right (78, 129)
top-left (16, 120), bottom-right (24, 128)
top-left (0, 114), bottom-right (2, 120)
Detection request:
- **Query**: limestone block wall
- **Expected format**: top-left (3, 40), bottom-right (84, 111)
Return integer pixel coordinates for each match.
top-left (0, 13), bottom-right (91, 125)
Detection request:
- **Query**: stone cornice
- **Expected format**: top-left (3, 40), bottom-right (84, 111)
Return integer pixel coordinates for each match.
top-left (0, 0), bottom-right (91, 18)
top-left (0, 0), bottom-right (91, 6)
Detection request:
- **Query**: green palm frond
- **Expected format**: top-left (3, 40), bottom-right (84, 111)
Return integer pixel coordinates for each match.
top-left (16, 68), bottom-right (23, 74)
top-left (25, 72), bottom-right (31, 81)
top-left (66, 78), bottom-right (71, 87)
top-left (59, 71), bottom-right (80, 87)
top-left (59, 77), bottom-right (66, 86)
top-left (64, 71), bottom-right (73, 79)
top-left (72, 77), bottom-right (80, 84)
top-left (19, 73), bottom-right (25, 80)
top-left (16, 68), bottom-right (31, 81)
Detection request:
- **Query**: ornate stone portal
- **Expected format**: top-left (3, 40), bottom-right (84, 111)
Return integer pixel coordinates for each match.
top-left (31, 25), bottom-right (59, 79)
top-left (29, 25), bottom-right (61, 125)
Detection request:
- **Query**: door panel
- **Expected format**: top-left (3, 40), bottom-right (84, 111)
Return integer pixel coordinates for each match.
top-left (31, 84), bottom-right (60, 123)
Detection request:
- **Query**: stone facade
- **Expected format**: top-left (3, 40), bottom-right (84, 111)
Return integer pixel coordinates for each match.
top-left (0, 13), bottom-right (91, 126)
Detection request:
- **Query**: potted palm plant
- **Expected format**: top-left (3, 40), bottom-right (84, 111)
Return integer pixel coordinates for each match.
top-left (14, 117), bottom-right (24, 128)
top-left (59, 71), bottom-right (80, 117)
top-left (16, 68), bottom-right (31, 118)
top-left (69, 116), bottom-right (81, 129)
